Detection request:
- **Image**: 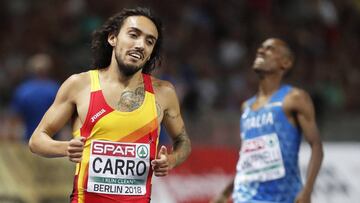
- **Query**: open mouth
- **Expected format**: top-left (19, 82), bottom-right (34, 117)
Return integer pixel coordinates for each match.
top-left (255, 55), bottom-right (264, 60)
top-left (256, 53), bottom-right (265, 59)
top-left (128, 51), bottom-right (144, 60)
top-left (254, 56), bottom-right (265, 65)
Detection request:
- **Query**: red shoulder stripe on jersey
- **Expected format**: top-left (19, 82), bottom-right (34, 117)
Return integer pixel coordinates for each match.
top-left (80, 90), bottom-right (113, 138)
top-left (142, 74), bottom-right (154, 93)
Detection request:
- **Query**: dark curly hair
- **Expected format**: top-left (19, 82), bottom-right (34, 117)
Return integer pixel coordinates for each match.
top-left (91, 7), bottom-right (163, 74)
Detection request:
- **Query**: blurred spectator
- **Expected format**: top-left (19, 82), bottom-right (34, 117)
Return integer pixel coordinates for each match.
top-left (9, 53), bottom-right (60, 142)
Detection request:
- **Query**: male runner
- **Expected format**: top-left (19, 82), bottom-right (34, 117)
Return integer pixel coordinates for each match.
top-left (213, 38), bottom-right (323, 203)
top-left (29, 7), bottom-right (191, 203)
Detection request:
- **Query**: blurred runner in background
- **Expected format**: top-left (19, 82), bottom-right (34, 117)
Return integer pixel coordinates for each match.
top-left (213, 38), bottom-right (323, 203)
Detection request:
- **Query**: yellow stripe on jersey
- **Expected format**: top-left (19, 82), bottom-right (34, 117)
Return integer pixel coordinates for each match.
top-left (90, 70), bottom-right (101, 92)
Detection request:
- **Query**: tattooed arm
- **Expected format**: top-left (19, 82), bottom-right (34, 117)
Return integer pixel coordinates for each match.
top-left (164, 125), bottom-right (191, 169)
top-left (151, 80), bottom-right (191, 176)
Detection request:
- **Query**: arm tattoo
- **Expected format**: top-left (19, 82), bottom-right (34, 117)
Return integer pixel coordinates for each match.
top-left (172, 126), bottom-right (191, 168)
top-left (117, 87), bottom-right (145, 112)
top-left (164, 110), bottom-right (180, 120)
top-left (156, 102), bottom-right (162, 118)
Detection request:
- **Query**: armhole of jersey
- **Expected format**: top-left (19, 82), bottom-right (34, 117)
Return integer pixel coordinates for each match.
top-left (77, 70), bottom-right (99, 137)
top-left (142, 74), bottom-right (160, 149)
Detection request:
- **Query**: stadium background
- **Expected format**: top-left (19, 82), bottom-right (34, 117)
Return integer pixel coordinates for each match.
top-left (0, 0), bottom-right (359, 202)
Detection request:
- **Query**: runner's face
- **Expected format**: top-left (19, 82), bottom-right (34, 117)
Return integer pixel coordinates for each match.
top-left (253, 39), bottom-right (286, 74)
top-left (110, 16), bottom-right (158, 76)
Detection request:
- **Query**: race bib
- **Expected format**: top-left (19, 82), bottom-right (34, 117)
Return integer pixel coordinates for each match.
top-left (236, 133), bottom-right (285, 182)
top-left (87, 140), bottom-right (150, 195)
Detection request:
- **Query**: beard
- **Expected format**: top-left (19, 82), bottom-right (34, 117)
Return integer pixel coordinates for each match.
top-left (115, 54), bottom-right (144, 77)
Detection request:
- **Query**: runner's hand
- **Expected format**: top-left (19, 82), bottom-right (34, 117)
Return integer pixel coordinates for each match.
top-left (151, 146), bottom-right (170, 177)
top-left (295, 190), bottom-right (311, 203)
top-left (210, 194), bottom-right (228, 203)
top-left (67, 136), bottom-right (85, 163)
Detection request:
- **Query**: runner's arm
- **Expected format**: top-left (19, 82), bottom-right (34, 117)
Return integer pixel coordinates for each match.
top-left (161, 82), bottom-right (191, 169)
top-left (210, 181), bottom-right (234, 203)
top-left (291, 90), bottom-right (324, 201)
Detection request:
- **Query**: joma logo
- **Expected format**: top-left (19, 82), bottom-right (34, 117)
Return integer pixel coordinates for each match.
top-left (91, 109), bottom-right (106, 123)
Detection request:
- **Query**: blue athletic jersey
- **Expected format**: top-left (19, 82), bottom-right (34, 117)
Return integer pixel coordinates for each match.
top-left (11, 79), bottom-right (59, 141)
top-left (233, 85), bottom-right (302, 203)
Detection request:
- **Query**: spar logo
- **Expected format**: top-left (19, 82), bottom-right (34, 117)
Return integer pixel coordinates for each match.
top-left (92, 141), bottom-right (136, 157)
top-left (137, 145), bottom-right (149, 158)
top-left (243, 139), bottom-right (265, 153)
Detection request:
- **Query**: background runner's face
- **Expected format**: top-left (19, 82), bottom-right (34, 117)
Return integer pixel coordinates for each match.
top-left (113, 16), bottom-right (158, 75)
top-left (252, 39), bottom-right (286, 74)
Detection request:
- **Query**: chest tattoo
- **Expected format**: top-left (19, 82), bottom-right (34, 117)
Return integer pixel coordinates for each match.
top-left (117, 87), bottom-right (145, 112)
